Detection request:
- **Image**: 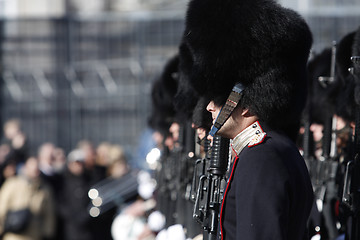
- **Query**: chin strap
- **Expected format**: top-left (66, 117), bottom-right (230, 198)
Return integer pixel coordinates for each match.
top-left (208, 83), bottom-right (245, 137)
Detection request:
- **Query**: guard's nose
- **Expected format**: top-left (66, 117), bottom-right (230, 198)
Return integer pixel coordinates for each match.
top-left (206, 101), bottom-right (215, 112)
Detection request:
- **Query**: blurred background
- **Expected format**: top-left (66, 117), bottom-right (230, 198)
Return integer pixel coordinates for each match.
top-left (0, 0), bottom-right (359, 164)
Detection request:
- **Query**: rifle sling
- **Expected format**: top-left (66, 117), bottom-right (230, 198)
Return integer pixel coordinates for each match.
top-left (209, 83), bottom-right (245, 137)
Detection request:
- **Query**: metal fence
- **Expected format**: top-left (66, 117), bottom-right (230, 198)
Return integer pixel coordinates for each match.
top-left (305, 14), bottom-right (360, 53)
top-left (0, 8), bottom-right (359, 163)
top-left (0, 11), bottom-right (185, 161)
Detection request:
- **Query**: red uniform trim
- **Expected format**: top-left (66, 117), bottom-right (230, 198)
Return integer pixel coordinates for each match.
top-left (220, 155), bottom-right (239, 240)
top-left (231, 145), bottom-right (237, 155)
top-left (256, 120), bottom-right (264, 132)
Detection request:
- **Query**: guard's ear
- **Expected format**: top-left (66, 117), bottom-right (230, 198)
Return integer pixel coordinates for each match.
top-left (241, 108), bottom-right (252, 117)
top-left (241, 108), bottom-right (258, 119)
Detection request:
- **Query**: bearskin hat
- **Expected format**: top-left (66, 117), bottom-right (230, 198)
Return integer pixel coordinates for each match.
top-left (174, 41), bottom-right (214, 127)
top-left (148, 55), bottom-right (179, 136)
top-left (179, 0), bottom-right (313, 138)
top-left (173, 59), bottom-right (200, 123)
top-left (191, 96), bottom-right (212, 131)
top-left (336, 32), bottom-right (356, 84)
top-left (352, 26), bottom-right (360, 106)
top-left (149, 53), bottom-right (213, 138)
top-left (335, 30), bottom-right (358, 122)
top-left (306, 48), bottom-right (335, 125)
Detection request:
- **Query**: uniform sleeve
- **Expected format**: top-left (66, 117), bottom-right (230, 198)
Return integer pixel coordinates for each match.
top-left (234, 147), bottom-right (290, 240)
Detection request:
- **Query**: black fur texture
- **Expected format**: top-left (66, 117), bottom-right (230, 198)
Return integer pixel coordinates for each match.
top-left (191, 96), bottom-right (212, 131)
top-left (335, 30), bottom-right (357, 121)
top-left (306, 48), bottom-right (334, 125)
top-left (179, 0), bottom-right (313, 138)
top-left (148, 55), bottom-right (179, 135)
top-left (336, 32), bottom-right (356, 84)
top-left (352, 27), bottom-right (360, 106)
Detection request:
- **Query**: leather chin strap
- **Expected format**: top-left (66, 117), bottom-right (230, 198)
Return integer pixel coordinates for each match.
top-left (208, 83), bottom-right (245, 137)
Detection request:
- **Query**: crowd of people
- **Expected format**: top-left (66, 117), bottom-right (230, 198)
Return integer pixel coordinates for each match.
top-left (0, 118), bottom-right (142, 240)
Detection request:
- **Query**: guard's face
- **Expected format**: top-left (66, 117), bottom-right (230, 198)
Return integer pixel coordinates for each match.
top-left (206, 101), bottom-right (221, 126)
top-left (206, 100), bottom-right (235, 138)
top-left (206, 100), bottom-right (248, 139)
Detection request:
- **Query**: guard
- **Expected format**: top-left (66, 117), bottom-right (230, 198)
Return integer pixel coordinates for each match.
top-left (178, 0), bottom-right (314, 239)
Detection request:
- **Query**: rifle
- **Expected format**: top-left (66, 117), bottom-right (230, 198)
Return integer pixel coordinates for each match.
top-left (319, 41), bottom-right (338, 160)
top-left (153, 140), bottom-right (174, 226)
top-left (154, 120), bottom-right (202, 237)
top-left (87, 171), bottom-right (139, 217)
top-left (193, 136), bottom-right (230, 240)
top-left (306, 42), bottom-right (340, 239)
top-left (175, 121), bottom-right (202, 238)
top-left (342, 55), bottom-right (360, 240)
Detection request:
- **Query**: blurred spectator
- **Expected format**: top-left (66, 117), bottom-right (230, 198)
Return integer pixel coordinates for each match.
top-left (38, 143), bottom-right (64, 190)
top-left (107, 144), bottom-right (128, 178)
top-left (0, 144), bottom-right (13, 187)
top-left (0, 162), bottom-right (16, 187)
top-left (38, 143), bottom-right (56, 175)
top-left (0, 157), bottom-right (56, 240)
top-left (77, 140), bottom-right (106, 184)
top-left (78, 140), bottom-right (108, 240)
top-left (91, 144), bottom-right (129, 240)
top-left (52, 147), bottom-right (67, 174)
top-left (0, 119), bottom-right (29, 187)
top-left (96, 141), bottom-right (112, 169)
top-left (38, 143), bottom-right (65, 240)
top-left (58, 148), bottom-right (94, 240)
top-left (79, 141), bottom-right (109, 238)
top-left (1, 119), bottom-right (29, 165)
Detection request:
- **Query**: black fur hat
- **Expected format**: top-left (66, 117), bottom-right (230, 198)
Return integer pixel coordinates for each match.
top-left (335, 30), bottom-right (357, 121)
top-left (174, 42), bottom-right (212, 124)
top-left (150, 53), bottom-right (213, 136)
top-left (191, 96), bottom-right (212, 131)
top-left (352, 26), bottom-right (360, 106)
top-left (180, 0), bottom-right (313, 136)
top-left (148, 55), bottom-right (179, 135)
top-left (336, 31), bottom-right (356, 84)
top-left (306, 48), bottom-right (334, 125)
top-left (333, 26), bottom-right (360, 122)
top-left (173, 63), bottom-right (199, 122)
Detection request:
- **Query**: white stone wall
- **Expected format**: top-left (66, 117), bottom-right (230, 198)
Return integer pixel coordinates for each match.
top-left (279, 0), bottom-right (360, 15)
top-left (0, 0), bottom-right (65, 18)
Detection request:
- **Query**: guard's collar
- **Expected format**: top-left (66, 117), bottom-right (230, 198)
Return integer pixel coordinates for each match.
top-left (231, 121), bottom-right (267, 155)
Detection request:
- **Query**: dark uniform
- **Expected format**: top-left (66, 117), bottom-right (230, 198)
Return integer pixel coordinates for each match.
top-left (176, 0), bottom-right (315, 239)
top-left (221, 121), bottom-right (313, 240)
